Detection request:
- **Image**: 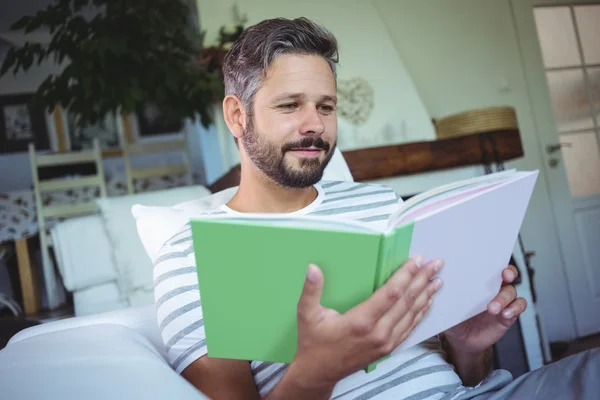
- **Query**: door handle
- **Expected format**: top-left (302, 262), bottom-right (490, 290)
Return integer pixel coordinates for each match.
top-left (547, 142), bottom-right (572, 154)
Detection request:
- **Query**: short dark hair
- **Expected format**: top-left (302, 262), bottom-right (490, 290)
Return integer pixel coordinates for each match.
top-left (222, 17), bottom-right (339, 114)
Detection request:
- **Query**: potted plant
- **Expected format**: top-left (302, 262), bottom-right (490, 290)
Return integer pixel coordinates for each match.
top-left (0, 0), bottom-right (224, 132)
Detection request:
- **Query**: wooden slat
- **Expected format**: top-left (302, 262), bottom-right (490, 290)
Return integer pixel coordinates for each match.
top-left (122, 114), bottom-right (135, 145)
top-left (36, 150), bottom-right (97, 167)
top-left (131, 164), bottom-right (189, 180)
top-left (128, 139), bottom-right (187, 155)
top-left (42, 202), bottom-right (97, 219)
top-left (38, 175), bottom-right (102, 191)
top-left (15, 238), bottom-right (41, 315)
top-left (53, 105), bottom-right (67, 152)
top-left (207, 129), bottom-right (524, 192)
top-left (342, 129), bottom-right (524, 182)
top-left (102, 147), bottom-right (124, 158)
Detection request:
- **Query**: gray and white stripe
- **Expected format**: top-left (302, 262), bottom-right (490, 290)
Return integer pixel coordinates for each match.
top-left (310, 199), bottom-right (399, 216)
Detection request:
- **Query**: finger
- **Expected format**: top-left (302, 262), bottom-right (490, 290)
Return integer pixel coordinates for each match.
top-left (500, 298), bottom-right (528, 320)
top-left (502, 265), bottom-right (519, 284)
top-left (392, 297), bottom-right (433, 347)
top-left (347, 255), bottom-right (423, 323)
top-left (488, 285), bottom-right (517, 315)
top-left (296, 264), bottom-right (324, 323)
top-left (376, 260), bottom-right (443, 332)
top-left (403, 258), bottom-right (444, 306)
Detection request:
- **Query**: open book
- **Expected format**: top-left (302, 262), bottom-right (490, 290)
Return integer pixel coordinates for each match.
top-left (190, 170), bottom-right (538, 372)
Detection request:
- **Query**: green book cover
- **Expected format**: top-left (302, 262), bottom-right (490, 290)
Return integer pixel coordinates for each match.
top-left (192, 217), bottom-right (414, 373)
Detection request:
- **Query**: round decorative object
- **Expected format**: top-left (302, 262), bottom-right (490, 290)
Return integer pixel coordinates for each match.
top-left (434, 106), bottom-right (519, 139)
top-left (337, 77), bottom-right (374, 126)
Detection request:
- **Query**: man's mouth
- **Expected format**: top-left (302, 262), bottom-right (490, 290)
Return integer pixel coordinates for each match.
top-left (289, 147), bottom-right (323, 157)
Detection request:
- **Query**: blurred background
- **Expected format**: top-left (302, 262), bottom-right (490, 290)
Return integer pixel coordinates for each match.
top-left (0, 0), bottom-right (598, 380)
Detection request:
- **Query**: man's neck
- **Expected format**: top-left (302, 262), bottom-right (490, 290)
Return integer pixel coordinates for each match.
top-left (226, 166), bottom-right (318, 214)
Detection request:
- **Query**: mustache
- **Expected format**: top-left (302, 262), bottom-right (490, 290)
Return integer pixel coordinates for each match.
top-left (281, 137), bottom-right (331, 153)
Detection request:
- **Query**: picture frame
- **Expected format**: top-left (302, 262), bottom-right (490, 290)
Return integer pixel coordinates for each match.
top-left (0, 94), bottom-right (50, 154)
top-left (66, 111), bottom-right (121, 151)
top-left (136, 103), bottom-right (183, 137)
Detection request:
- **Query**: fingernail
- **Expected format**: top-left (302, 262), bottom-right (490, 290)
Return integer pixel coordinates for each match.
top-left (489, 301), bottom-right (501, 314)
top-left (428, 298), bottom-right (433, 307)
top-left (505, 270), bottom-right (515, 280)
top-left (432, 259), bottom-right (444, 272)
top-left (503, 309), bottom-right (514, 318)
top-left (306, 264), bottom-right (319, 282)
top-left (433, 278), bottom-right (443, 290)
top-left (412, 254), bottom-right (424, 267)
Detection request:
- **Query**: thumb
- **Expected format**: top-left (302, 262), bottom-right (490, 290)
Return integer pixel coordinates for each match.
top-left (297, 264), bottom-right (324, 321)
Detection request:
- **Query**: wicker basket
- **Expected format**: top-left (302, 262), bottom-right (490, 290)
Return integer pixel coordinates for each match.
top-left (434, 107), bottom-right (518, 139)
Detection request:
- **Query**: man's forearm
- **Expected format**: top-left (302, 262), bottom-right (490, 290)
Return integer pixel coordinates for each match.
top-left (264, 362), bottom-right (335, 400)
top-left (440, 335), bottom-right (493, 387)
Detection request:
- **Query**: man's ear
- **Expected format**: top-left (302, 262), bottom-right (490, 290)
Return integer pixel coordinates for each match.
top-left (222, 95), bottom-right (246, 141)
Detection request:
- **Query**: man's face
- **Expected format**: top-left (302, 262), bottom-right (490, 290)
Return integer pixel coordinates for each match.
top-left (242, 54), bottom-right (337, 188)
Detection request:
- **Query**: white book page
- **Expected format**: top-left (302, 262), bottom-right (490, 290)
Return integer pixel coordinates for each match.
top-left (387, 170), bottom-right (527, 230)
top-left (392, 171), bottom-right (538, 351)
top-left (388, 169), bottom-right (518, 227)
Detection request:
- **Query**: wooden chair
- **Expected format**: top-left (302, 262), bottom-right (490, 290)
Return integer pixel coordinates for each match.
top-left (28, 139), bottom-right (107, 310)
top-left (122, 132), bottom-right (193, 194)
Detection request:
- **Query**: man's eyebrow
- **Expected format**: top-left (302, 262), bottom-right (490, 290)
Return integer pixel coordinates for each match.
top-left (271, 93), bottom-right (338, 103)
top-left (320, 95), bottom-right (338, 104)
top-left (272, 93), bottom-right (305, 103)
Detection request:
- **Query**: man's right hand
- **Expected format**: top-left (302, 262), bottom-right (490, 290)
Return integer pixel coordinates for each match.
top-left (287, 256), bottom-right (444, 392)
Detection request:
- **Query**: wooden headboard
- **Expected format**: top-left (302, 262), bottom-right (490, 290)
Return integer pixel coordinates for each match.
top-left (208, 129), bottom-right (523, 193)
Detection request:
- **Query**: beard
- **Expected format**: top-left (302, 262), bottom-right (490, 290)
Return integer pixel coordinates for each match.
top-left (242, 118), bottom-right (336, 188)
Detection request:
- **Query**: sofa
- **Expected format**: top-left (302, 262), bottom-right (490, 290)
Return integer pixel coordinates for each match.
top-left (0, 305), bottom-right (209, 399)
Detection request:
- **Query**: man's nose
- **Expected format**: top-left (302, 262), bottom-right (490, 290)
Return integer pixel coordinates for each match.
top-left (300, 106), bottom-right (325, 136)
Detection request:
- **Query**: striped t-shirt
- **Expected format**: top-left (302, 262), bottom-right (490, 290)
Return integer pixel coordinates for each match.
top-left (153, 180), bottom-right (467, 399)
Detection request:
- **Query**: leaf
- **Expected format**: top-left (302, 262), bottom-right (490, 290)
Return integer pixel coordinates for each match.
top-left (0, 47), bottom-right (17, 76)
top-left (10, 16), bottom-right (33, 31)
top-left (36, 51), bottom-right (46, 65)
top-left (22, 51), bottom-right (34, 70)
top-left (2, 0), bottom-right (224, 129)
top-left (73, 0), bottom-right (90, 13)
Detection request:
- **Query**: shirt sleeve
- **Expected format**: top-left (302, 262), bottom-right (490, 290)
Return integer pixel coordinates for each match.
top-left (153, 224), bottom-right (208, 374)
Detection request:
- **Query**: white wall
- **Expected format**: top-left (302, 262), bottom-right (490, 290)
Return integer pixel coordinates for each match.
top-left (197, 0), bottom-right (436, 155)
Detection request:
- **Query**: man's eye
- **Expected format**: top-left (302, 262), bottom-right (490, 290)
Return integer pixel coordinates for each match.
top-left (319, 105), bottom-right (335, 113)
top-left (280, 103), bottom-right (298, 110)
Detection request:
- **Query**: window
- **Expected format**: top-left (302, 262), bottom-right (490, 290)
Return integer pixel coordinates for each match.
top-left (534, 5), bottom-right (600, 197)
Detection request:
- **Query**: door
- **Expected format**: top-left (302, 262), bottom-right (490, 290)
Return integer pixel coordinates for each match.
top-left (513, 0), bottom-right (600, 338)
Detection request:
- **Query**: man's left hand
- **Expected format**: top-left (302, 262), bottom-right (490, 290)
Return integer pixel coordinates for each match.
top-left (443, 265), bottom-right (527, 353)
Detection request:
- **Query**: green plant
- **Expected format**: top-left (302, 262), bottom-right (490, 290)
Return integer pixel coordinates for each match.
top-left (0, 0), bottom-right (224, 129)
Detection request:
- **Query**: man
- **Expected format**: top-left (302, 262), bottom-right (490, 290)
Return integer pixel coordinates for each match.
top-left (154, 17), bottom-right (599, 400)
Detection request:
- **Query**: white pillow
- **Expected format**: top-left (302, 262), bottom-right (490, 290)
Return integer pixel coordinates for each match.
top-left (322, 147), bottom-right (354, 183)
top-left (133, 148), bottom-right (354, 262)
top-left (131, 187), bottom-right (237, 262)
top-left (50, 215), bottom-right (117, 292)
top-left (96, 185), bottom-right (212, 301)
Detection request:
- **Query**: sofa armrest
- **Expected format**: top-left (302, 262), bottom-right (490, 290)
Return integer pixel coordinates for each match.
top-left (0, 323), bottom-right (207, 399)
top-left (8, 305), bottom-right (165, 360)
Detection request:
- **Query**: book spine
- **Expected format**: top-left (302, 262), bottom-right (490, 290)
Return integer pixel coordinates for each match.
top-left (365, 222), bottom-right (415, 373)
top-left (373, 222), bottom-right (415, 289)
